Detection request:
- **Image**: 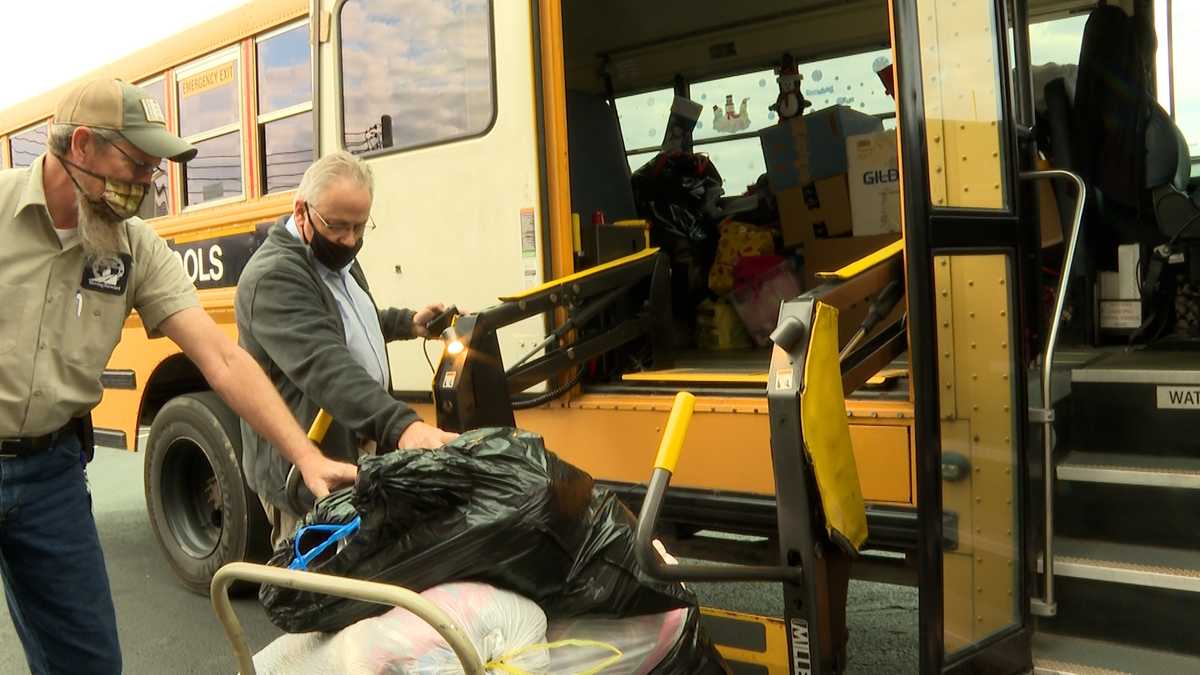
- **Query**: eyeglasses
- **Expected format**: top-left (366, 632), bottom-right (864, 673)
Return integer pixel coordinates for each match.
top-left (108, 140), bottom-right (164, 181)
top-left (307, 204), bottom-right (377, 237)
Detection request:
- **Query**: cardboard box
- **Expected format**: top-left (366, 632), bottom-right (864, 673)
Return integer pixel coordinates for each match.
top-left (803, 233), bottom-right (901, 290)
top-left (1034, 155), bottom-right (1064, 248)
top-left (1098, 243), bottom-right (1141, 331)
top-left (803, 233), bottom-right (903, 344)
top-left (846, 131), bottom-right (902, 236)
top-left (760, 105), bottom-right (884, 191)
top-left (1098, 244), bottom-right (1140, 300)
top-left (776, 175), bottom-right (853, 249)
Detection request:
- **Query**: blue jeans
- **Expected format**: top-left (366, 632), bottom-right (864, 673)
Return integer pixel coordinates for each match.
top-left (0, 432), bottom-right (120, 674)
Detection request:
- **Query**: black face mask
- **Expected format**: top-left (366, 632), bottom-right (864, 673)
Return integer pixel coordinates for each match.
top-left (305, 205), bottom-right (363, 270)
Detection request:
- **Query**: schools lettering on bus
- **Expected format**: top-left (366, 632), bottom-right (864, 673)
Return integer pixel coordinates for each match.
top-left (167, 223), bottom-right (271, 290)
top-left (173, 244), bottom-right (225, 285)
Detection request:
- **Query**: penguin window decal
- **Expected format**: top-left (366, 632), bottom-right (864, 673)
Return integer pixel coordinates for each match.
top-left (768, 52), bottom-right (812, 123)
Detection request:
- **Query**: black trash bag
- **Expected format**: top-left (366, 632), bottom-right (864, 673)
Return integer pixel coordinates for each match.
top-left (649, 608), bottom-right (732, 675)
top-left (260, 427), bottom-right (694, 633)
top-left (631, 150), bottom-right (727, 348)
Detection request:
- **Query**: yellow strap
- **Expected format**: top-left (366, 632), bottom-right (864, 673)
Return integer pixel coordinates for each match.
top-left (653, 392), bottom-right (695, 472)
top-left (799, 302), bottom-right (869, 551)
top-left (307, 409), bottom-right (333, 444)
top-left (484, 639), bottom-right (623, 675)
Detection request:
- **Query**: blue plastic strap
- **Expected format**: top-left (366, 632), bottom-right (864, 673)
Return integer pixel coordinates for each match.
top-left (288, 516), bottom-right (362, 571)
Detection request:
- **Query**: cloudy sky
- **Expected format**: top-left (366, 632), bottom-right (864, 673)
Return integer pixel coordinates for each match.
top-left (0, 0), bottom-right (248, 110)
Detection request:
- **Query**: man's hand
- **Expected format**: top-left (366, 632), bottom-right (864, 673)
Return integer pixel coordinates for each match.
top-left (296, 453), bottom-right (358, 500)
top-left (398, 421), bottom-right (459, 450)
top-left (412, 303), bottom-right (447, 338)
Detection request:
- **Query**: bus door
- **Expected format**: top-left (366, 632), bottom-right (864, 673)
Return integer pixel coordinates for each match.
top-left (315, 0), bottom-right (548, 393)
top-left (893, 0), bottom-right (1037, 671)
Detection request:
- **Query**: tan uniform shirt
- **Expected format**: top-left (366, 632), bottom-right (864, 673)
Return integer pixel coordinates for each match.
top-left (0, 155), bottom-right (198, 437)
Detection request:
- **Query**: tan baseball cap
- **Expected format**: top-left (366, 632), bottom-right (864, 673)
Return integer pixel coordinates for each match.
top-left (54, 78), bottom-right (197, 162)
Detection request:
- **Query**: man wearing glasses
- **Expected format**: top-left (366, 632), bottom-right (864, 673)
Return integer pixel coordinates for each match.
top-left (235, 151), bottom-right (457, 548)
top-left (0, 79), bottom-right (357, 673)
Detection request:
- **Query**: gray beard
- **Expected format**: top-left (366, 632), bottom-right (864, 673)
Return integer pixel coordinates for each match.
top-left (76, 190), bottom-right (124, 259)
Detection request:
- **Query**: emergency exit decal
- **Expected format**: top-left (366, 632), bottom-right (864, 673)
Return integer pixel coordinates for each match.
top-left (1157, 386), bottom-right (1200, 409)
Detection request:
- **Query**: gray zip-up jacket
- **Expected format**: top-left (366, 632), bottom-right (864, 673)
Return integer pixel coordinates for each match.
top-left (235, 219), bottom-right (421, 513)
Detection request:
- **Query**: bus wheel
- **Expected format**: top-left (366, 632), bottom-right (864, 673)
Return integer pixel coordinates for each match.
top-left (144, 391), bottom-right (271, 596)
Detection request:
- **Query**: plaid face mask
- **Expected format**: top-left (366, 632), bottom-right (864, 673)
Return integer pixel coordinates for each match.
top-left (59, 155), bottom-right (148, 219)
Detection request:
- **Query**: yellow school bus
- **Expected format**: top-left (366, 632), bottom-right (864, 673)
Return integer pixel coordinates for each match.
top-left (5, 0), bottom-right (1199, 671)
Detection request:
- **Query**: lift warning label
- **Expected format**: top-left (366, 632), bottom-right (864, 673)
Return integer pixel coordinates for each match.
top-left (790, 618), bottom-right (812, 675)
top-left (1157, 386), bottom-right (1200, 409)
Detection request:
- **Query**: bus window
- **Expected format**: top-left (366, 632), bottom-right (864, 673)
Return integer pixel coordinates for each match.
top-left (1028, 14), bottom-right (1086, 115)
top-left (615, 87), bottom-right (673, 174)
top-left (257, 21), bottom-right (313, 193)
top-left (338, 0), bottom-right (496, 155)
top-left (917, 0), bottom-right (1006, 210)
top-left (689, 49), bottom-right (895, 193)
top-left (796, 49), bottom-right (894, 119)
top-left (176, 49), bottom-right (243, 207)
top-left (689, 70), bottom-right (773, 192)
top-left (10, 123), bottom-right (46, 169)
top-left (1167, 2), bottom-right (1200, 175)
top-left (135, 75), bottom-right (170, 219)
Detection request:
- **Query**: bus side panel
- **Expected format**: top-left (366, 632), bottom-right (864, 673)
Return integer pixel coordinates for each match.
top-left (409, 400), bottom-right (915, 505)
top-left (92, 295), bottom-right (239, 451)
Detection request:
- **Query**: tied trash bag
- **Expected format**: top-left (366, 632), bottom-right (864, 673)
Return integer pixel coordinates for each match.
top-left (631, 151), bottom-right (727, 347)
top-left (253, 583), bottom-right (551, 674)
top-left (260, 428), bottom-right (694, 633)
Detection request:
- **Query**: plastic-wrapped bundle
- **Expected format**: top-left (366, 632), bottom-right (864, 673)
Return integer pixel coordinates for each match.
top-left (252, 583), bottom-right (549, 674)
top-left (545, 606), bottom-right (731, 675)
top-left (253, 585), bottom-right (728, 675)
top-left (260, 428), bottom-right (694, 633)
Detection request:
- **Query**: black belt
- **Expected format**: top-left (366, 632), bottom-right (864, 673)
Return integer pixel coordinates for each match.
top-left (0, 421), bottom-right (77, 458)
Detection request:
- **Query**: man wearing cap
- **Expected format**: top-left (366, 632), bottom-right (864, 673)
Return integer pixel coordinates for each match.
top-left (0, 79), bottom-right (357, 673)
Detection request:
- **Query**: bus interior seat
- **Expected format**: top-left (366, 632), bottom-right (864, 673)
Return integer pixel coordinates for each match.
top-left (1041, 4), bottom-right (1200, 288)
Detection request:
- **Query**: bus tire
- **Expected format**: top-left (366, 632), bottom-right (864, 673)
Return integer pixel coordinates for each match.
top-left (144, 391), bottom-right (272, 596)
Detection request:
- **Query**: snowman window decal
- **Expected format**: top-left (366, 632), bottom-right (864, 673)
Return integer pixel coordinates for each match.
top-left (711, 94), bottom-right (751, 134)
